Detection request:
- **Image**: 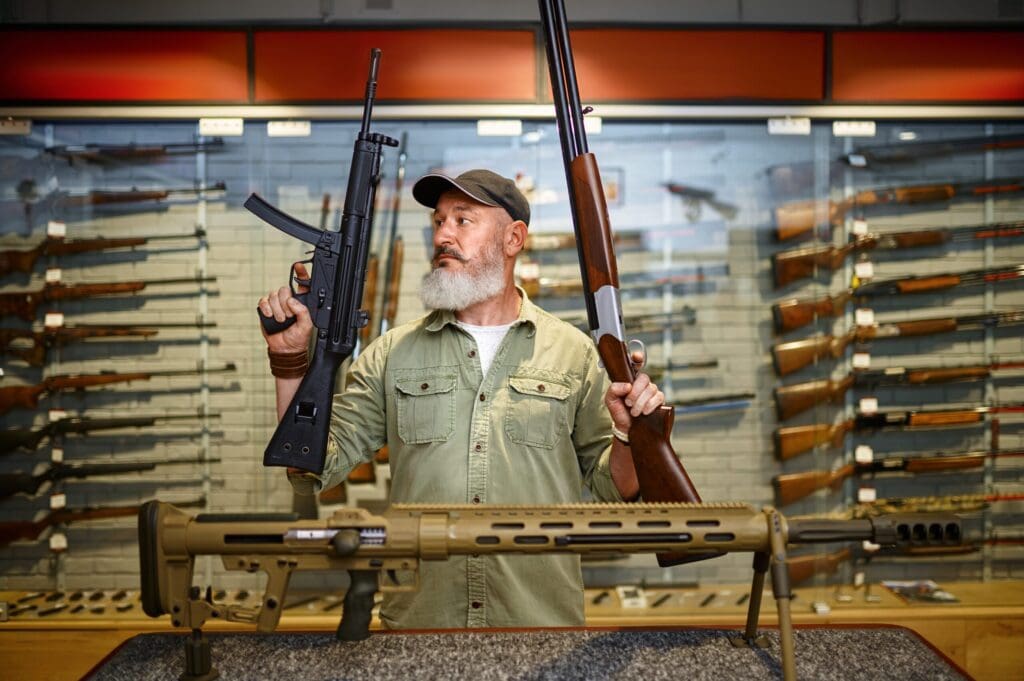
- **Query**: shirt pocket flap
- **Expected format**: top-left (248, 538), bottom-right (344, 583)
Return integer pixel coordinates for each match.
top-left (395, 374), bottom-right (457, 397)
top-left (508, 375), bottom-right (571, 401)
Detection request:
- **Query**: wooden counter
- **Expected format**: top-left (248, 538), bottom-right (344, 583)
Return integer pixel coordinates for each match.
top-left (1, 581), bottom-right (1020, 680)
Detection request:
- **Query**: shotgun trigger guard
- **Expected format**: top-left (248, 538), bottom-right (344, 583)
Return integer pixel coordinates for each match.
top-left (290, 259), bottom-right (313, 297)
top-left (627, 339), bottom-right (647, 370)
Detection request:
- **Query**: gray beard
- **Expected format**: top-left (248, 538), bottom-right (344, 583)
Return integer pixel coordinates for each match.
top-left (420, 258), bottom-right (506, 312)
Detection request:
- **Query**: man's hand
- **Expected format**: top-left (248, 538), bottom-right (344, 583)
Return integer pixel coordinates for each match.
top-left (604, 349), bottom-right (665, 434)
top-left (258, 262), bottom-right (314, 353)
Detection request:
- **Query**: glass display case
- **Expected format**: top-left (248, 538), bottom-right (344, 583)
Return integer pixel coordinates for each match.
top-left (1, 114), bottom-right (1022, 598)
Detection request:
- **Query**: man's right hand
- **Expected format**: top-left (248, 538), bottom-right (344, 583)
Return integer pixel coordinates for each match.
top-left (258, 262), bottom-right (314, 353)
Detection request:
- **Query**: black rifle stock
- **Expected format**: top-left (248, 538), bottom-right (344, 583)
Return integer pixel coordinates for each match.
top-left (247, 49), bottom-right (398, 473)
top-left (538, 0), bottom-right (702, 524)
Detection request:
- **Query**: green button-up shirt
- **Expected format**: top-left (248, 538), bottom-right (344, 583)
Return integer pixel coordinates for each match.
top-left (296, 289), bottom-right (622, 629)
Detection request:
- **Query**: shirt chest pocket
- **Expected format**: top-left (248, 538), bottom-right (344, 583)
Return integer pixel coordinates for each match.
top-left (394, 370), bottom-right (458, 444)
top-left (504, 371), bottom-right (572, 450)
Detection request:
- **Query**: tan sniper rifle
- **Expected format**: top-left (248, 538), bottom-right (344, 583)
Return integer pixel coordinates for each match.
top-left (140, 500), bottom-right (961, 681)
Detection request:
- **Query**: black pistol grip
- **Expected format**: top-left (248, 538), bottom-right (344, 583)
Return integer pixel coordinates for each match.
top-left (258, 290), bottom-right (310, 336)
top-left (336, 569), bottom-right (378, 641)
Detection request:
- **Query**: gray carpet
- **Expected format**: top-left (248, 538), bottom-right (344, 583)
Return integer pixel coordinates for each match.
top-left (87, 628), bottom-right (967, 681)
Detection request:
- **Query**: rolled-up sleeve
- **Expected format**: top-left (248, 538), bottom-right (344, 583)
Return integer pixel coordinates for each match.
top-left (571, 343), bottom-right (623, 503)
top-left (288, 332), bottom-right (390, 495)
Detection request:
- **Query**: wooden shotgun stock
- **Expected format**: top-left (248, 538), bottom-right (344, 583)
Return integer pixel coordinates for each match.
top-left (540, 0), bottom-right (706, 569)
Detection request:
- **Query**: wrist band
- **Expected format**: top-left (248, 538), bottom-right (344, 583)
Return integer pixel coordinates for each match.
top-left (268, 348), bottom-right (309, 378)
top-left (611, 425), bottom-right (630, 445)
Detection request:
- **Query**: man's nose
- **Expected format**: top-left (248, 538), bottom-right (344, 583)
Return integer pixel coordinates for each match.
top-left (433, 218), bottom-right (455, 246)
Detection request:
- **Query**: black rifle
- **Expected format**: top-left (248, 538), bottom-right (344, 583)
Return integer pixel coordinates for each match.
top-left (0, 412), bottom-right (217, 455)
top-left (0, 456), bottom-right (218, 501)
top-left (245, 49), bottom-right (398, 473)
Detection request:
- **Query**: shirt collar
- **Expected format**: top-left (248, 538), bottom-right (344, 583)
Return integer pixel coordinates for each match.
top-left (425, 286), bottom-right (539, 337)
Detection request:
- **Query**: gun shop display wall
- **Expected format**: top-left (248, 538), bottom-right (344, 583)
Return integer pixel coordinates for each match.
top-left (0, 4), bottom-right (1023, 680)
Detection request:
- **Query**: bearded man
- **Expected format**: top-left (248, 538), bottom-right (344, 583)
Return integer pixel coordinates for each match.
top-left (258, 169), bottom-right (664, 629)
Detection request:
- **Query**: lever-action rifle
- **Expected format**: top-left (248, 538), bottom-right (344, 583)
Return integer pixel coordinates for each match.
top-left (773, 449), bottom-right (1024, 506)
top-left (139, 499), bottom-right (961, 681)
top-left (772, 220), bottom-right (1024, 287)
top-left (774, 360), bottom-right (1024, 420)
top-left (771, 310), bottom-right (1024, 377)
top-left (774, 402), bottom-right (1024, 460)
top-left (45, 138), bottom-right (225, 165)
top-left (773, 263), bottom-right (1024, 334)
top-left (0, 320), bottom-right (217, 368)
top-left (537, 0), bottom-right (703, 537)
top-left (0, 497), bottom-right (206, 548)
top-left (0, 456), bottom-right (218, 501)
top-left (246, 49), bottom-right (398, 473)
top-left (0, 276), bottom-right (216, 322)
top-left (0, 363), bottom-right (235, 415)
top-left (0, 227), bottom-right (205, 278)
top-left (774, 177), bottom-right (1024, 241)
top-left (0, 411), bottom-right (218, 455)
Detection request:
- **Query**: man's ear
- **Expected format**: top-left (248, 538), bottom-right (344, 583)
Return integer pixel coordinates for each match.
top-left (505, 220), bottom-right (527, 256)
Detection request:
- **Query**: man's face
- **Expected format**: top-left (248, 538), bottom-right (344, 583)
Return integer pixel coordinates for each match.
top-left (430, 189), bottom-right (508, 276)
top-left (419, 188), bottom-right (511, 312)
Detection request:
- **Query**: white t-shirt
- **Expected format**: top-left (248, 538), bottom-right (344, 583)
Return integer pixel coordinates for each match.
top-left (455, 320), bottom-right (515, 376)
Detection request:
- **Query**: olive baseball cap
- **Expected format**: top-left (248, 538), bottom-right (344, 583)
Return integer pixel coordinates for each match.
top-left (412, 169), bottom-right (530, 226)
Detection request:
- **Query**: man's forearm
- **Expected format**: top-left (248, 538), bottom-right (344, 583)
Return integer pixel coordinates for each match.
top-left (609, 440), bottom-right (640, 501)
top-left (275, 377), bottom-right (302, 421)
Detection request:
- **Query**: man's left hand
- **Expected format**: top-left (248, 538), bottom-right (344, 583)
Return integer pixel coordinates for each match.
top-left (603, 350), bottom-right (665, 435)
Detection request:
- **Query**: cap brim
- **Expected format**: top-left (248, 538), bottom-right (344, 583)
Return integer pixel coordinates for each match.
top-left (412, 174), bottom-right (499, 210)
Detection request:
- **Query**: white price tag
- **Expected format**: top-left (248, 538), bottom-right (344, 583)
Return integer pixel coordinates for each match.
top-left (615, 585), bottom-right (648, 609)
top-left (199, 117), bottom-right (244, 136)
top-left (47, 221), bottom-right (66, 237)
top-left (854, 261), bottom-right (874, 280)
top-left (812, 601), bottom-right (832, 615)
top-left (45, 268), bottom-right (62, 283)
top-left (857, 487), bottom-right (877, 503)
top-left (854, 445), bottom-right (874, 463)
top-left (767, 117), bottom-right (811, 136)
top-left (49, 493), bottom-right (67, 509)
top-left (859, 397), bottom-right (879, 415)
top-left (51, 448), bottom-right (64, 463)
top-left (854, 308), bottom-right (874, 326)
top-left (48, 533), bottom-right (68, 552)
top-left (862, 540), bottom-right (881, 552)
top-left (44, 312), bottom-right (65, 328)
top-left (832, 121), bottom-right (877, 138)
top-left (853, 571), bottom-right (866, 587)
top-left (852, 352), bottom-right (871, 369)
top-left (48, 409), bottom-right (67, 422)
top-left (266, 120), bottom-right (312, 137)
top-left (851, 219), bottom-right (869, 235)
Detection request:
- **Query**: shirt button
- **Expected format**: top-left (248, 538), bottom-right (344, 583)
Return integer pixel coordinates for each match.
top-left (479, 394), bottom-right (486, 401)
top-left (420, 383), bottom-right (429, 390)
top-left (471, 601), bottom-right (482, 609)
top-left (468, 350), bottom-right (476, 358)
top-left (472, 496), bottom-right (480, 504)
top-left (537, 384), bottom-right (545, 392)
top-left (474, 443), bottom-right (482, 452)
